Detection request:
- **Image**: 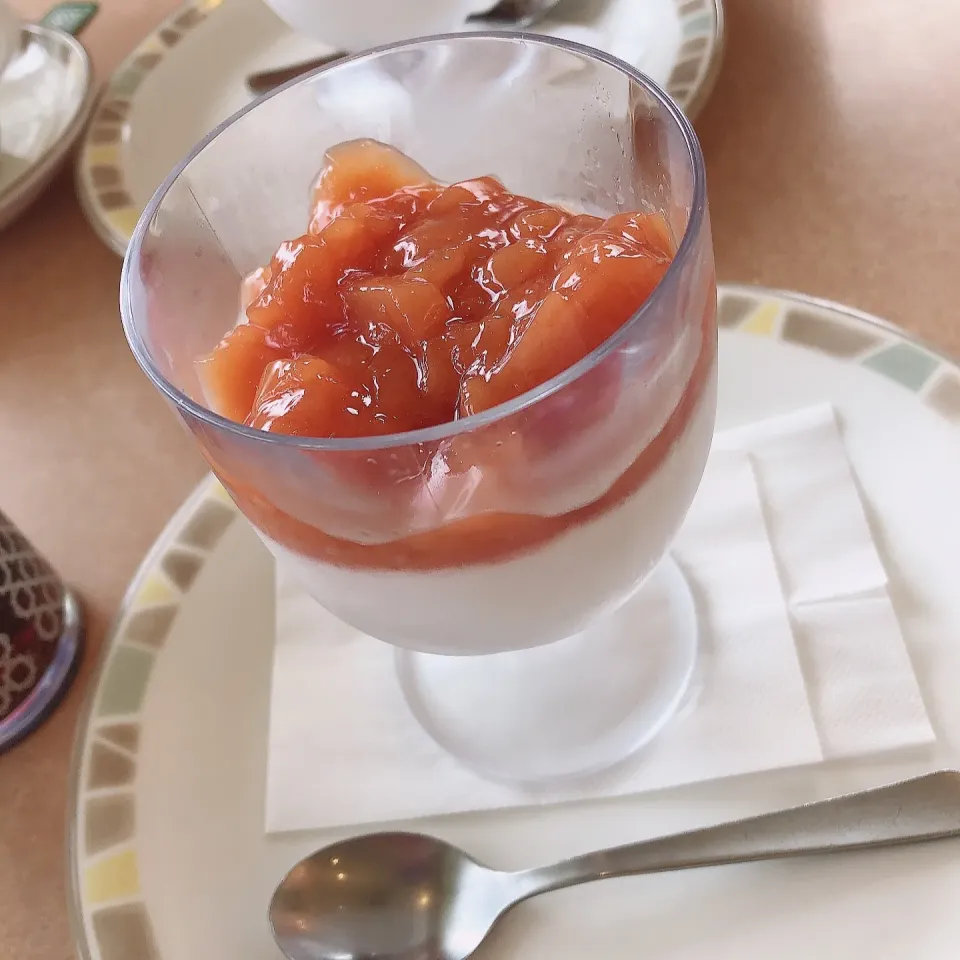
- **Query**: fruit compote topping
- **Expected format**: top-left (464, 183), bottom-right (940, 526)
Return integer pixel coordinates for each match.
top-left (197, 139), bottom-right (676, 437)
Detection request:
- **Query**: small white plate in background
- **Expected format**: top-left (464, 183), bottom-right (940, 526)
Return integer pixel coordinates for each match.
top-left (75, 0), bottom-right (724, 255)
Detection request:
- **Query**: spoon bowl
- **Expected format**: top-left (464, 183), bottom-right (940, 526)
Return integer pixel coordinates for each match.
top-left (465, 0), bottom-right (562, 28)
top-left (270, 832), bottom-right (512, 960)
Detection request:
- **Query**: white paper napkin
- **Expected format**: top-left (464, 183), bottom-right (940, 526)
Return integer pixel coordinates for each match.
top-left (265, 404), bottom-right (934, 833)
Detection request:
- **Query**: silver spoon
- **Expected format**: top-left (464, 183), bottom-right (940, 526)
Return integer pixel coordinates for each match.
top-left (270, 771), bottom-right (960, 960)
top-left (246, 0), bottom-right (564, 96)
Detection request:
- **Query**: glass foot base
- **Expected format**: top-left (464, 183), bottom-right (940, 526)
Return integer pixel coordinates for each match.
top-left (396, 555), bottom-right (698, 785)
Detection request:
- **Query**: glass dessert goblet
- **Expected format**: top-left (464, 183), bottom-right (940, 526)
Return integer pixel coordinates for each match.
top-left (121, 32), bottom-right (717, 785)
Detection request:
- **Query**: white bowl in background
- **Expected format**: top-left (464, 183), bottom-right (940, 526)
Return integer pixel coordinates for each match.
top-left (0, 24), bottom-right (95, 231)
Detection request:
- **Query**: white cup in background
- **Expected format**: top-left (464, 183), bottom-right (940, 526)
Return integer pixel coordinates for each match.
top-left (261, 0), bottom-right (493, 52)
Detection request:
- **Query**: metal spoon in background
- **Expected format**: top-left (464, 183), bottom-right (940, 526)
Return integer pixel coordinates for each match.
top-left (464, 0), bottom-right (566, 27)
top-left (245, 0), bottom-right (564, 96)
top-left (271, 771), bottom-right (960, 960)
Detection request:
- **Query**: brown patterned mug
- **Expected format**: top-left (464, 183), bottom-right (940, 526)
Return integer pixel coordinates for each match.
top-left (0, 509), bottom-right (83, 751)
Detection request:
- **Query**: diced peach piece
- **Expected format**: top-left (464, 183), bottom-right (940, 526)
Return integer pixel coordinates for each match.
top-left (459, 371), bottom-right (506, 416)
top-left (246, 209), bottom-right (402, 347)
top-left (475, 225), bottom-right (577, 329)
top-left (311, 185), bottom-right (439, 238)
top-left (259, 351), bottom-right (419, 436)
top-left (196, 323), bottom-right (289, 423)
top-left (405, 237), bottom-right (486, 292)
top-left (365, 342), bottom-right (432, 432)
top-left (573, 213), bottom-right (604, 230)
top-left (508, 206), bottom-right (565, 241)
top-left (342, 276), bottom-right (453, 347)
top-left (483, 265), bottom-right (554, 331)
top-left (486, 239), bottom-right (551, 291)
top-left (468, 223), bottom-right (590, 339)
top-left (247, 356), bottom-right (378, 438)
top-left (466, 244), bottom-right (668, 414)
top-left (379, 179), bottom-right (542, 276)
top-left (426, 177), bottom-right (506, 216)
top-left (442, 319), bottom-right (481, 375)
top-left (310, 139), bottom-right (434, 231)
top-left (446, 312), bottom-right (513, 382)
top-left (553, 224), bottom-right (590, 264)
top-left (246, 237), bottom-right (336, 332)
top-left (316, 333), bottom-right (377, 373)
top-left (385, 215), bottom-right (492, 273)
top-left (445, 271), bottom-right (497, 324)
top-left (337, 201), bottom-right (413, 250)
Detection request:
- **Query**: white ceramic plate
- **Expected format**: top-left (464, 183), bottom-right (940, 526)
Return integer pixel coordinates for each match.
top-left (74, 0), bottom-right (724, 255)
top-left (0, 23), bottom-right (94, 231)
top-left (68, 285), bottom-right (960, 960)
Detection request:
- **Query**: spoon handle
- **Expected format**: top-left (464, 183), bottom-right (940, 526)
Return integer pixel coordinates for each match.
top-left (246, 53), bottom-right (348, 97)
top-left (513, 771), bottom-right (960, 899)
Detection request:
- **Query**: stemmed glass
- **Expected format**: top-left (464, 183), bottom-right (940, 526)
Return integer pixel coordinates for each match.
top-left (121, 32), bottom-right (717, 784)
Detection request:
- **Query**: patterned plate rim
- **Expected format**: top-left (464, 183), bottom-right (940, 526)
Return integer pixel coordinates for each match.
top-left (74, 0), bottom-right (725, 257)
top-left (65, 282), bottom-right (960, 960)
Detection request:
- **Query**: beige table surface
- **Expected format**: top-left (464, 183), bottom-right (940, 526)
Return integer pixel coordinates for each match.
top-left (1, 0), bottom-right (959, 957)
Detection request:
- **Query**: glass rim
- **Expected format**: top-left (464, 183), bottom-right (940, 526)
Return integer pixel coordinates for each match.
top-left (120, 30), bottom-right (708, 453)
